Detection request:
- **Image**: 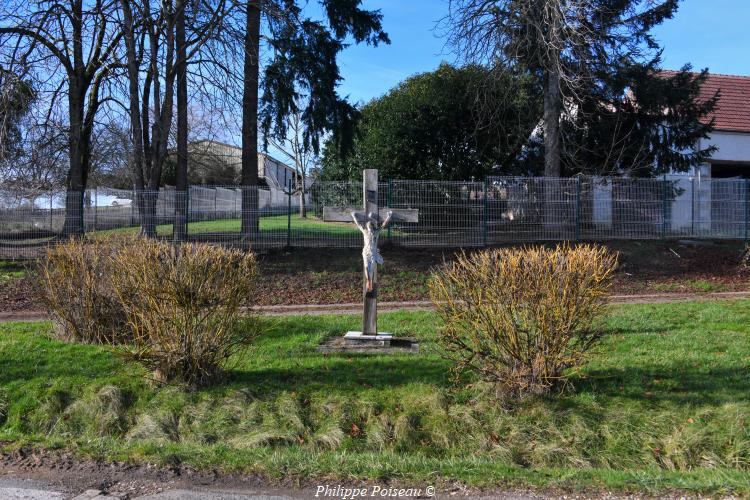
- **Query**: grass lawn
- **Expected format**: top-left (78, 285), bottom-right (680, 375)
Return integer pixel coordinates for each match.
top-left (96, 214), bottom-right (360, 238)
top-left (1, 300), bottom-right (749, 494)
top-left (651, 279), bottom-right (730, 293)
top-left (0, 260), bottom-right (26, 282)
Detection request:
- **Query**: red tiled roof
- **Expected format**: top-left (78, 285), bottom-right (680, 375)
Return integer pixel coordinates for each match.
top-left (698, 73), bottom-right (750, 132)
top-left (662, 72), bottom-right (750, 133)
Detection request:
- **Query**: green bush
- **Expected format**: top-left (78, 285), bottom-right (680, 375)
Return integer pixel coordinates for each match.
top-left (428, 244), bottom-right (617, 396)
top-left (109, 238), bottom-right (259, 386)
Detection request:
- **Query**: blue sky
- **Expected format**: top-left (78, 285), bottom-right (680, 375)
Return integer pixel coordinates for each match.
top-left (333, 0), bottom-right (750, 105)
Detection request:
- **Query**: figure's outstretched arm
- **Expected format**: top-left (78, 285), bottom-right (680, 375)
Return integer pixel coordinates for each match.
top-left (351, 212), bottom-right (365, 233)
top-left (381, 210), bottom-right (394, 229)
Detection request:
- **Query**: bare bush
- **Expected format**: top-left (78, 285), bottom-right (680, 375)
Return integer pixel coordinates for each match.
top-left (36, 238), bottom-right (128, 344)
top-left (428, 244), bottom-right (617, 396)
top-left (109, 239), bottom-right (258, 386)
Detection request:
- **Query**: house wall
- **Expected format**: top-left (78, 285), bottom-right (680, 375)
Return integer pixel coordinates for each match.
top-left (699, 130), bottom-right (750, 164)
top-left (260, 155), bottom-right (294, 188)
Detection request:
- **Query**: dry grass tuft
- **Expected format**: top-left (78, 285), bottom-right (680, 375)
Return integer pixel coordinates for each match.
top-left (54, 385), bottom-right (131, 437)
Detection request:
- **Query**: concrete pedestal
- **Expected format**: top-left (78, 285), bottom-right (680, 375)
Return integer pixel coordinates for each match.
top-left (317, 332), bottom-right (419, 354)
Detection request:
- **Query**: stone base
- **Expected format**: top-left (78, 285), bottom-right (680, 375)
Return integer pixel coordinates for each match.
top-left (344, 331), bottom-right (393, 346)
top-left (317, 332), bottom-right (419, 354)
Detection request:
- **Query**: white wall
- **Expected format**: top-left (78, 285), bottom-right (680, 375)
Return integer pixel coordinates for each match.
top-left (699, 131), bottom-right (750, 163)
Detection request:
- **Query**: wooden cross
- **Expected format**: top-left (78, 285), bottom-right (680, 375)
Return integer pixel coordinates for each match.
top-left (323, 169), bottom-right (418, 339)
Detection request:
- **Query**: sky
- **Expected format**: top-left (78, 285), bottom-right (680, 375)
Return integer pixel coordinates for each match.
top-left (333, 0), bottom-right (750, 105)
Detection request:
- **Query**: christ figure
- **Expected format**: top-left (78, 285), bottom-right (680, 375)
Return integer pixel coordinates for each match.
top-left (352, 211), bottom-right (393, 292)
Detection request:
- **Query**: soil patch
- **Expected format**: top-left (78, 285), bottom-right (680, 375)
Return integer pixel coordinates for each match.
top-left (2, 240), bottom-right (749, 313)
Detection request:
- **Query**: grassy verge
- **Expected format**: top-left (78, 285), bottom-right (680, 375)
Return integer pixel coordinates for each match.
top-left (650, 279), bottom-right (730, 293)
top-left (0, 261), bottom-right (26, 282)
top-left (95, 214), bottom-right (359, 238)
top-left (1, 300), bottom-right (749, 494)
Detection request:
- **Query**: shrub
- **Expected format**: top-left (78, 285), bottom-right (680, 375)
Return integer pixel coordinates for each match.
top-left (428, 244), bottom-right (617, 396)
top-left (36, 237), bottom-right (129, 344)
top-left (109, 238), bottom-right (258, 386)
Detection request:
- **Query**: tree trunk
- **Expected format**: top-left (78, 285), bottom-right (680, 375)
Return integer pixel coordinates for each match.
top-left (173, 0), bottom-right (189, 241)
top-left (62, 1), bottom-right (88, 238)
top-left (543, 67), bottom-right (561, 177)
top-left (240, 0), bottom-right (261, 238)
top-left (62, 84), bottom-right (86, 237)
top-left (543, 66), bottom-right (563, 236)
top-left (298, 175), bottom-right (306, 218)
top-left (119, 0), bottom-right (157, 237)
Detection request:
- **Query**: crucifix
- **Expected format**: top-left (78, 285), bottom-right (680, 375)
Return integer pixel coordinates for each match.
top-left (323, 169), bottom-right (418, 342)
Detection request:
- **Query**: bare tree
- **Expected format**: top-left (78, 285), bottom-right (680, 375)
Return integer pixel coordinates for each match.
top-left (1, 117), bottom-right (69, 192)
top-left (117, 0), bottom-right (230, 236)
top-left (0, 0), bottom-right (124, 236)
top-left (267, 98), bottom-right (317, 218)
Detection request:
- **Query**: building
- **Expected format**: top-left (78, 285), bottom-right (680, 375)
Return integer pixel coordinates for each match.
top-left (185, 139), bottom-right (300, 189)
top-left (181, 140), bottom-right (313, 209)
top-left (585, 73), bottom-right (750, 235)
top-left (661, 73), bottom-right (750, 234)
top-left (688, 73), bottom-right (750, 179)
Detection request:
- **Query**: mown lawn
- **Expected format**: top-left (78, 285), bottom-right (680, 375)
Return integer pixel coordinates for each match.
top-left (1, 300), bottom-right (749, 494)
top-left (97, 214), bottom-right (359, 238)
top-left (0, 261), bottom-right (26, 282)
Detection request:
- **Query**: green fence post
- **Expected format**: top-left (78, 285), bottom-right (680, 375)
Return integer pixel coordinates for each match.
top-left (93, 185), bottom-right (98, 231)
top-left (387, 179), bottom-right (393, 241)
top-left (575, 177), bottom-right (582, 241)
top-left (186, 187), bottom-right (191, 234)
top-left (745, 179), bottom-right (749, 242)
top-left (482, 178), bottom-right (488, 246)
top-left (662, 174), bottom-right (668, 240)
top-left (691, 176), bottom-right (695, 237)
top-left (287, 180), bottom-right (292, 248)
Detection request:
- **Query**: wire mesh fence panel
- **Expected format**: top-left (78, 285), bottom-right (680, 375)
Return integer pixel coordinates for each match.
top-left (0, 189), bottom-right (63, 259)
top-left (486, 177), bottom-right (578, 243)
top-left (388, 180), bottom-right (484, 247)
top-left (3, 176), bottom-right (750, 259)
top-left (303, 181), bottom-right (365, 248)
top-left (576, 177), bottom-right (665, 240)
top-left (707, 178), bottom-right (747, 239)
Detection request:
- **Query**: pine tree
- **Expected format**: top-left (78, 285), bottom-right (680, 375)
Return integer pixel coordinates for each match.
top-left (240, 0), bottom-right (389, 235)
top-left (559, 61), bottom-right (717, 176)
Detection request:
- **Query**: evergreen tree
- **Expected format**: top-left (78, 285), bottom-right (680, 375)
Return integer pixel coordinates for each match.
top-left (447, 0), bottom-right (684, 177)
top-left (562, 62), bottom-right (717, 176)
top-left (240, 0), bottom-right (389, 234)
top-left (0, 68), bottom-right (34, 165)
top-left (320, 63), bottom-right (541, 181)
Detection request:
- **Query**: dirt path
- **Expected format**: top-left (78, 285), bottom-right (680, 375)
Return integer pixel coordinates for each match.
top-left (2, 291), bottom-right (750, 323)
top-left (0, 447), bottom-right (693, 499)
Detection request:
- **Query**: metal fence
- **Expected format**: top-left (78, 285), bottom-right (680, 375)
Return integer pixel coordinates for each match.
top-left (1, 175), bottom-right (748, 259)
